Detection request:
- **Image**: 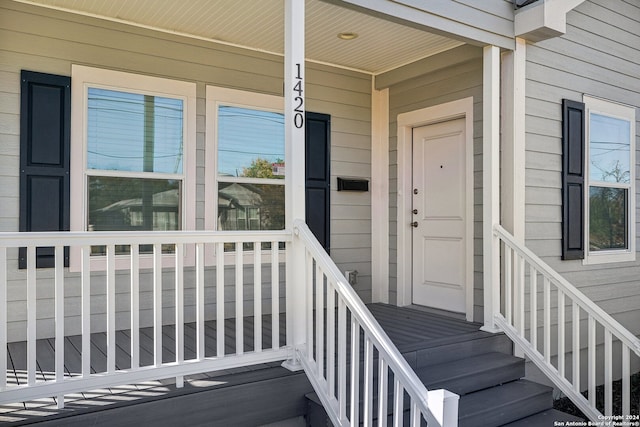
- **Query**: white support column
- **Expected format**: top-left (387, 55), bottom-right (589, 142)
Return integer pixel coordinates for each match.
top-left (283, 0), bottom-right (306, 371)
top-left (501, 38), bottom-right (526, 240)
top-left (371, 83), bottom-right (389, 303)
top-left (481, 45), bottom-right (501, 333)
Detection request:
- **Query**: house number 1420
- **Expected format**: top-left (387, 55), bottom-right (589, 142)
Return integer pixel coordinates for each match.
top-left (293, 63), bottom-right (304, 128)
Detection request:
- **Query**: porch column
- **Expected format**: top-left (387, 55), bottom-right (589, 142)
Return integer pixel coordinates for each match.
top-left (501, 38), bottom-right (526, 240)
top-left (283, 0), bottom-right (306, 370)
top-left (371, 85), bottom-right (389, 303)
top-left (481, 45), bottom-right (501, 333)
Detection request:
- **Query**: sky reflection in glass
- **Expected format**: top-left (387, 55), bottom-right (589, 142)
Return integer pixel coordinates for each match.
top-left (87, 88), bottom-right (184, 174)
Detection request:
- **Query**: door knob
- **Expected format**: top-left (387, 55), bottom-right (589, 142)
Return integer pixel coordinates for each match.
top-left (412, 209), bottom-right (418, 215)
top-left (413, 188), bottom-right (419, 195)
top-left (411, 221), bottom-right (419, 228)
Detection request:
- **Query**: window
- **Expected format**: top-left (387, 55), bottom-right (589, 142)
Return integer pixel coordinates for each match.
top-left (70, 66), bottom-right (196, 262)
top-left (584, 96), bottom-right (636, 264)
top-left (205, 86), bottom-right (285, 232)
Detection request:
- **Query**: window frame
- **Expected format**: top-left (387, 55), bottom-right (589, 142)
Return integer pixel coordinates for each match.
top-left (70, 65), bottom-right (197, 271)
top-left (583, 95), bottom-right (636, 265)
top-left (204, 85), bottom-right (285, 233)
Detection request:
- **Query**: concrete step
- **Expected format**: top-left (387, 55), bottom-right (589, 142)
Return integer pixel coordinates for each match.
top-left (458, 379), bottom-right (553, 427)
top-left (415, 351), bottom-right (524, 395)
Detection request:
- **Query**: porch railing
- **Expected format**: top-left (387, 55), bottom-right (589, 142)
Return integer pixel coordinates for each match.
top-left (293, 219), bottom-right (459, 427)
top-left (0, 229), bottom-right (290, 408)
top-left (493, 224), bottom-right (640, 420)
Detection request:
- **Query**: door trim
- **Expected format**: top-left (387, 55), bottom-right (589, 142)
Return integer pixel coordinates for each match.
top-left (396, 97), bottom-right (474, 321)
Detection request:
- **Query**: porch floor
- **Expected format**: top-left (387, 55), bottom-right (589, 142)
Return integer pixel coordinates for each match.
top-left (0, 304), bottom-right (486, 425)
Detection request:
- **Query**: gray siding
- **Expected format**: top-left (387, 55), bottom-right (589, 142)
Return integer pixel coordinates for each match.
top-left (524, 0), bottom-right (640, 335)
top-left (385, 51), bottom-right (483, 321)
top-left (0, 0), bottom-right (372, 341)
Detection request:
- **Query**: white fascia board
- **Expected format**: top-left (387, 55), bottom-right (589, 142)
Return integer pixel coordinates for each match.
top-left (515, 0), bottom-right (587, 42)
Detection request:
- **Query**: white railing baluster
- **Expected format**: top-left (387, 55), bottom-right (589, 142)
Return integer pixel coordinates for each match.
top-left (572, 301), bottom-right (580, 393)
top-left (306, 250), bottom-right (313, 360)
top-left (107, 245), bottom-right (116, 374)
top-left (350, 317), bottom-right (360, 426)
top-left (588, 315), bottom-right (595, 406)
top-left (81, 246), bottom-right (91, 378)
top-left (175, 243), bottom-right (184, 388)
top-left (216, 242), bottom-right (225, 358)
top-left (316, 264), bottom-right (324, 379)
top-left (378, 359), bottom-right (389, 427)
top-left (411, 401), bottom-right (420, 427)
top-left (544, 277), bottom-right (551, 364)
top-left (154, 243), bottom-right (163, 367)
top-left (254, 243), bottom-right (262, 353)
top-left (326, 281), bottom-right (336, 398)
top-left (558, 289), bottom-right (565, 378)
top-left (337, 298), bottom-right (347, 421)
top-left (604, 329), bottom-right (612, 415)
top-left (505, 246), bottom-right (512, 324)
top-left (516, 254), bottom-right (525, 335)
top-left (393, 379), bottom-right (403, 427)
top-left (27, 246), bottom-right (36, 386)
top-left (55, 246), bottom-right (64, 408)
top-left (271, 241), bottom-right (279, 351)
top-left (0, 247), bottom-right (6, 391)
top-left (130, 244), bottom-right (140, 370)
top-left (363, 336), bottom-right (374, 427)
top-left (235, 241), bottom-right (244, 355)
top-left (529, 265), bottom-right (537, 351)
top-left (196, 243), bottom-right (205, 360)
top-left (622, 344), bottom-right (630, 415)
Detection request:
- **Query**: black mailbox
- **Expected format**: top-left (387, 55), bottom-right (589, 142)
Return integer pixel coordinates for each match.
top-left (337, 177), bottom-right (369, 192)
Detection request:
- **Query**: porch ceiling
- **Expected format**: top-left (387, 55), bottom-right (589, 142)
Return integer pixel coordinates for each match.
top-left (16, 0), bottom-right (464, 74)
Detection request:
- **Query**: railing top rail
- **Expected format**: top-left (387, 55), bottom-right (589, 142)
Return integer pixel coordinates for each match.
top-left (0, 229), bottom-right (292, 247)
top-left (494, 224), bottom-right (640, 356)
top-left (293, 218), bottom-right (443, 426)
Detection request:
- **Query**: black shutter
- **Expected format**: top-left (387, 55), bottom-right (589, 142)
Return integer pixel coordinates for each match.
top-left (562, 99), bottom-right (585, 260)
top-left (305, 112), bottom-right (331, 252)
top-left (19, 71), bottom-right (71, 268)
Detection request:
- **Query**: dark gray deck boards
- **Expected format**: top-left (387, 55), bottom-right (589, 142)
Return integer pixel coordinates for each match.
top-left (1, 304), bottom-right (485, 424)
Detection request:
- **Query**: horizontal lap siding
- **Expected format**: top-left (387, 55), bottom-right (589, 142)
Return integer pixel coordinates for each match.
top-left (387, 57), bottom-right (483, 319)
top-left (524, 0), bottom-right (640, 335)
top-left (0, 1), bottom-right (372, 340)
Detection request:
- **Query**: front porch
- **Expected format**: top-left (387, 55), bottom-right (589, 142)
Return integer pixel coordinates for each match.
top-left (1, 304), bottom-right (574, 426)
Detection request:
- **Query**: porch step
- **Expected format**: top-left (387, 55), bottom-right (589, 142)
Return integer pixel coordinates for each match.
top-left (8, 365), bottom-right (313, 427)
top-left (502, 409), bottom-right (586, 426)
top-left (458, 379), bottom-right (553, 426)
top-left (415, 351), bottom-right (524, 395)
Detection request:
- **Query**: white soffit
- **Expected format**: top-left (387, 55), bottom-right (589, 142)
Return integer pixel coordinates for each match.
top-left (17, 0), bottom-right (464, 74)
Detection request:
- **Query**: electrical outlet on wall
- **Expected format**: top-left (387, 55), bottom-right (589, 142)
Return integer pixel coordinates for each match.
top-left (344, 270), bottom-right (358, 286)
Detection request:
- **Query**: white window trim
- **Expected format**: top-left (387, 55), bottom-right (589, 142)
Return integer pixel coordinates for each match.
top-left (70, 65), bottom-right (197, 271)
top-left (204, 85), bottom-right (284, 233)
top-left (583, 95), bottom-right (636, 265)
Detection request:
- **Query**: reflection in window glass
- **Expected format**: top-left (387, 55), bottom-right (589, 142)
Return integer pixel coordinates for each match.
top-left (217, 182), bottom-right (284, 231)
top-left (589, 186), bottom-right (627, 251)
top-left (589, 113), bottom-right (630, 183)
top-left (217, 106), bottom-right (285, 178)
top-left (88, 176), bottom-right (181, 231)
top-left (87, 88), bottom-right (184, 174)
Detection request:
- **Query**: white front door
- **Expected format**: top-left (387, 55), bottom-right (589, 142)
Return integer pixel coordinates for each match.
top-left (412, 118), bottom-right (467, 313)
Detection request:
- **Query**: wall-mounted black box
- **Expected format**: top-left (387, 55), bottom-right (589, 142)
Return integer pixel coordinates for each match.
top-left (337, 177), bottom-right (369, 192)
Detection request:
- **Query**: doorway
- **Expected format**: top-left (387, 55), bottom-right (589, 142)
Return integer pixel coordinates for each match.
top-left (411, 118), bottom-right (467, 313)
top-left (396, 98), bottom-right (474, 320)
